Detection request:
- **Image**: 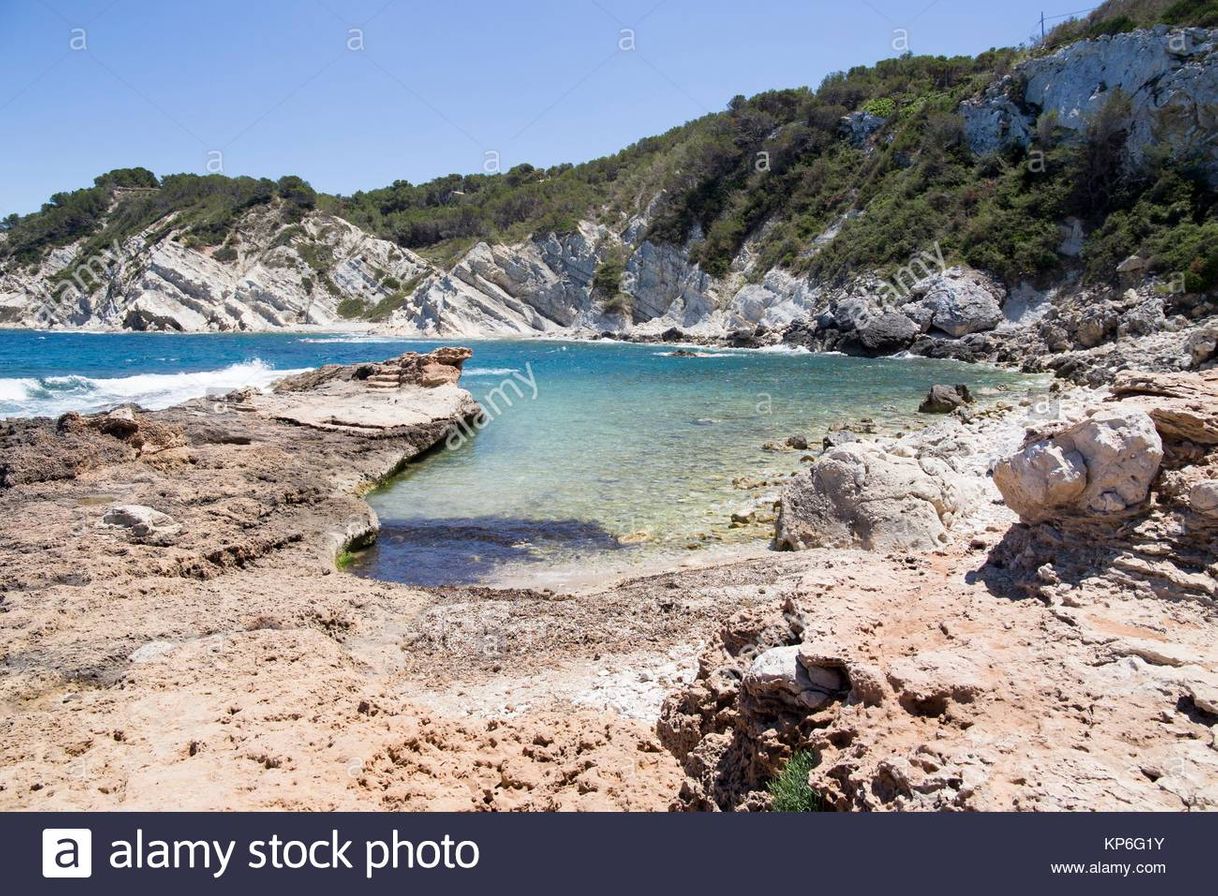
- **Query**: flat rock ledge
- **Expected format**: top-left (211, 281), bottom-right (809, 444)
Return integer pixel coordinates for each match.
top-left (0, 347), bottom-right (482, 587)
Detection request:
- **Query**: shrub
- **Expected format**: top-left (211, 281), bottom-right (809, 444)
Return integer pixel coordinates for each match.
top-left (94, 167), bottom-right (159, 189)
top-left (297, 241), bottom-right (335, 272)
top-left (592, 254), bottom-right (625, 296)
top-left (601, 293), bottom-right (631, 316)
top-left (861, 96), bottom-right (896, 118)
top-left (1164, 0), bottom-right (1218, 27)
top-left (335, 297), bottom-right (365, 318)
top-left (768, 751), bottom-right (822, 812)
top-left (213, 245), bottom-right (238, 263)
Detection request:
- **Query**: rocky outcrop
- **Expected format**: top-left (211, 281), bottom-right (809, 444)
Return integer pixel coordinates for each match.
top-left (999, 408), bottom-right (1165, 523)
top-left (994, 408), bottom-right (1164, 524)
top-left (664, 373), bottom-right (1218, 812)
top-left (1111, 368), bottom-right (1218, 445)
top-left (963, 27), bottom-right (1218, 183)
top-left (0, 208), bottom-right (433, 331)
top-left (919, 384), bottom-right (974, 413)
top-left (775, 443), bottom-right (958, 552)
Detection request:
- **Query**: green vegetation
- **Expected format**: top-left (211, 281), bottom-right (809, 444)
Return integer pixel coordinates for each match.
top-left (593, 248), bottom-right (632, 317)
top-left (335, 296), bottom-right (366, 319)
top-left (4, 0), bottom-right (1215, 294)
top-left (592, 252), bottom-right (626, 297)
top-left (1043, 0), bottom-right (1218, 48)
top-left (0, 169), bottom-right (317, 269)
top-left (768, 751), bottom-right (822, 812)
top-left (861, 96), bottom-right (896, 118)
top-left (335, 550), bottom-right (357, 570)
top-left (297, 240), bottom-right (335, 273)
top-left (364, 274), bottom-right (424, 322)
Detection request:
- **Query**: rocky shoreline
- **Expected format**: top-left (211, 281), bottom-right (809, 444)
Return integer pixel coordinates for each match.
top-left (1, 343), bottom-right (1215, 811)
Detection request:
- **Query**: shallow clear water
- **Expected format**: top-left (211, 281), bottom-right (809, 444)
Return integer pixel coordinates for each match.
top-left (352, 341), bottom-right (1040, 585)
top-left (0, 330), bottom-right (1043, 587)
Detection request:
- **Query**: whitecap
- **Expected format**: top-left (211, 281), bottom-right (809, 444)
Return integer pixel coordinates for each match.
top-left (464, 367), bottom-right (521, 376)
top-left (0, 359), bottom-right (308, 419)
top-left (297, 334), bottom-right (408, 345)
top-left (751, 344), bottom-right (812, 354)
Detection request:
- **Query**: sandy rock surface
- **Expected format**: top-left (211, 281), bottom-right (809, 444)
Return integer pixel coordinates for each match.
top-left (1, 354), bottom-right (1215, 813)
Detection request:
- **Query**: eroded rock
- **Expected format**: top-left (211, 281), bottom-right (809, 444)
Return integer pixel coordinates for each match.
top-left (993, 407), bottom-right (1163, 524)
top-left (776, 443), bottom-right (957, 551)
top-left (742, 645), bottom-right (845, 713)
top-left (100, 504), bottom-right (183, 545)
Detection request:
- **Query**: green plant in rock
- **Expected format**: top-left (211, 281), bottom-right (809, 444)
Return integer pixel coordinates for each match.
top-left (297, 241), bottom-right (335, 273)
top-left (592, 252), bottom-right (625, 296)
top-left (861, 96), bottom-right (896, 118)
top-left (768, 751), bottom-right (822, 812)
top-left (336, 296), bottom-right (365, 318)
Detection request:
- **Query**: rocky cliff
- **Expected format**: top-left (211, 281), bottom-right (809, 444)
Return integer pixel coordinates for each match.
top-left (963, 26), bottom-right (1218, 181)
top-left (0, 205), bottom-right (432, 331)
top-left (3, 27), bottom-right (1217, 382)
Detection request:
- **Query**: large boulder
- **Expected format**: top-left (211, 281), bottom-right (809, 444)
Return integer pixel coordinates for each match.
top-left (904, 267), bottom-right (1004, 338)
top-left (776, 443), bottom-right (958, 552)
top-left (856, 310), bottom-right (921, 354)
top-left (993, 408), bottom-right (1163, 524)
top-left (919, 384), bottom-right (973, 414)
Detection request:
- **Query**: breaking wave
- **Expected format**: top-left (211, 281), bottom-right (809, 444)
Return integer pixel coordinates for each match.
top-left (463, 367), bottom-right (522, 377)
top-left (0, 359), bottom-right (307, 419)
top-left (296, 334), bottom-right (408, 345)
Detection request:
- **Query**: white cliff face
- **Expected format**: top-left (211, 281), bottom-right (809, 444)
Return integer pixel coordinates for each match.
top-left (0, 207), bottom-right (432, 331)
top-left (389, 223), bottom-right (622, 337)
top-left (963, 27), bottom-right (1218, 181)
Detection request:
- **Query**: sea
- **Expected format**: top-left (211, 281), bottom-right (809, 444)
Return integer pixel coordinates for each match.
top-left (0, 329), bottom-right (1043, 585)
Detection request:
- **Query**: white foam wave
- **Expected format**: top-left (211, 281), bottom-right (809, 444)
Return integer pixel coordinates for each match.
top-left (296, 334), bottom-right (407, 345)
top-left (463, 367), bottom-right (521, 376)
top-left (751, 344), bottom-right (811, 354)
top-left (0, 359), bottom-right (307, 419)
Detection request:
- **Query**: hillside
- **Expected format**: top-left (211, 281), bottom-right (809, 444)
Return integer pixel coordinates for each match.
top-left (2, 3), bottom-right (1217, 379)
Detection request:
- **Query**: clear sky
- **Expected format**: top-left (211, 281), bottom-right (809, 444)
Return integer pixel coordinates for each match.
top-left (1, 0), bottom-right (1072, 215)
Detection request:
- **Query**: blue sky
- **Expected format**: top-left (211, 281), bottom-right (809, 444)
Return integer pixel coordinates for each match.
top-left (1, 0), bottom-right (1068, 215)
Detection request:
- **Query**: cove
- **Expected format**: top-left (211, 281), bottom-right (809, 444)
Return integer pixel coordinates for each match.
top-left (350, 340), bottom-right (1042, 586)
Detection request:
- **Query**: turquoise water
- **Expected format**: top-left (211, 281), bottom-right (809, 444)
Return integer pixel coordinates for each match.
top-left (350, 341), bottom-right (1038, 584)
top-left (0, 330), bottom-right (1041, 586)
